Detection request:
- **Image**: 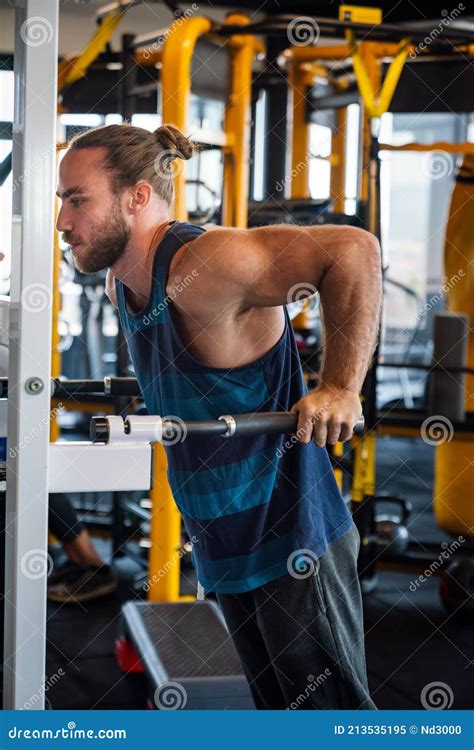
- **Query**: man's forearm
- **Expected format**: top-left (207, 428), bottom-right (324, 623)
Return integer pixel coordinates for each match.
top-left (317, 233), bottom-right (382, 394)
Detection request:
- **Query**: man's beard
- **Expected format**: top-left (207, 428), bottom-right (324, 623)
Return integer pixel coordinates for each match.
top-left (65, 201), bottom-right (131, 274)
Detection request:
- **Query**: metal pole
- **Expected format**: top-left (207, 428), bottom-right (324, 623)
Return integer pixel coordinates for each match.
top-left (4, 0), bottom-right (58, 710)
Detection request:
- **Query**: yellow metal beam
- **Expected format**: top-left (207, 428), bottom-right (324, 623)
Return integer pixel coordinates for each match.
top-left (58, 6), bottom-right (127, 93)
top-left (161, 16), bottom-right (213, 221)
top-left (284, 42), bottom-right (415, 63)
top-left (351, 432), bottom-right (376, 502)
top-left (148, 442), bottom-right (182, 602)
top-left (346, 31), bottom-right (410, 119)
top-left (222, 14), bottom-right (257, 228)
top-left (287, 62), bottom-right (322, 199)
top-left (330, 81), bottom-right (348, 212)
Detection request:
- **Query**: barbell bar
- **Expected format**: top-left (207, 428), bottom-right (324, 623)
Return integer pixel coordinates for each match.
top-left (90, 412), bottom-right (365, 445)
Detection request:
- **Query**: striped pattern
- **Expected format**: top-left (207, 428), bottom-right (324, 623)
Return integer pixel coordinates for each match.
top-left (116, 221), bottom-right (352, 594)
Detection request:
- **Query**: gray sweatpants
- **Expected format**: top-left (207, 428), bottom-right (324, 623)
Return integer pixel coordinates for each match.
top-left (216, 522), bottom-right (377, 710)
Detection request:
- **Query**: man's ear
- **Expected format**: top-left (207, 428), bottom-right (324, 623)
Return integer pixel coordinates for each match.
top-left (127, 181), bottom-right (153, 211)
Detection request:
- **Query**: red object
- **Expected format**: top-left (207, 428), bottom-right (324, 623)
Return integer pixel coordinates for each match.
top-left (115, 636), bottom-right (144, 673)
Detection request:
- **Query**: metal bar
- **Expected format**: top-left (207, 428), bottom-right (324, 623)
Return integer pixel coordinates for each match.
top-left (91, 412), bottom-right (365, 444)
top-left (4, 0), bottom-right (58, 710)
top-left (214, 17), bottom-right (474, 45)
top-left (377, 411), bottom-right (474, 433)
top-left (97, 0), bottom-right (143, 22)
top-left (127, 82), bottom-right (160, 98)
top-left (379, 362), bottom-right (474, 375)
top-left (309, 88), bottom-right (360, 111)
top-left (130, 27), bottom-right (169, 50)
top-left (0, 376), bottom-right (141, 398)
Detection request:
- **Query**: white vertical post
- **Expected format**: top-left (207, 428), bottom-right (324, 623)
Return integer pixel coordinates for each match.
top-left (4, 0), bottom-right (58, 710)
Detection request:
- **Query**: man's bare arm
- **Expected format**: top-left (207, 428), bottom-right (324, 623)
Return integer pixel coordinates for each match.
top-left (175, 224), bottom-right (382, 444)
top-left (175, 223), bottom-right (381, 390)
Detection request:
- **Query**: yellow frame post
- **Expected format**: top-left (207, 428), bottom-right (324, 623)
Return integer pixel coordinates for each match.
top-left (161, 16), bottom-right (212, 222)
top-left (222, 14), bottom-right (257, 228)
top-left (287, 62), bottom-right (315, 200)
top-left (330, 91), bottom-right (347, 213)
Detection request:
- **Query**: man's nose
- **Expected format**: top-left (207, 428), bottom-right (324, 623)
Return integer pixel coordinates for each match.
top-left (56, 204), bottom-right (72, 233)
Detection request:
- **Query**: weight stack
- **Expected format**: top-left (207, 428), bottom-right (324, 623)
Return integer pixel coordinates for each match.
top-left (120, 600), bottom-right (255, 710)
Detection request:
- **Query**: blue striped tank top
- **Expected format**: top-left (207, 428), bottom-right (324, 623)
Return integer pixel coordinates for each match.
top-left (115, 221), bottom-right (353, 594)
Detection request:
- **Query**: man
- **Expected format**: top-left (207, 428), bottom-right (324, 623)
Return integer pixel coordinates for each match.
top-left (57, 122), bottom-right (381, 710)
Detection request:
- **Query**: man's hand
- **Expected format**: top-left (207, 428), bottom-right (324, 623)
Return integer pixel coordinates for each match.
top-left (290, 385), bottom-right (363, 447)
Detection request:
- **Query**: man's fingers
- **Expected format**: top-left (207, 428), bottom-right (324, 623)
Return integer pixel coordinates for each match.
top-left (326, 421), bottom-right (342, 445)
top-left (291, 406), bottom-right (361, 447)
top-left (312, 418), bottom-right (328, 448)
top-left (293, 411), bottom-right (314, 444)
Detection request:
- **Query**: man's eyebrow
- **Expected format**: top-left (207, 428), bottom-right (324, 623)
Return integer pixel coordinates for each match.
top-left (56, 187), bottom-right (87, 199)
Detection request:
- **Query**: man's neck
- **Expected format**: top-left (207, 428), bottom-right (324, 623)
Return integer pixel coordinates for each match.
top-left (111, 219), bottom-right (170, 311)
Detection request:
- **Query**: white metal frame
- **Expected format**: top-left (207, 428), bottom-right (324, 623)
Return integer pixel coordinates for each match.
top-left (4, 0), bottom-right (59, 710)
top-left (2, 0), bottom-right (155, 710)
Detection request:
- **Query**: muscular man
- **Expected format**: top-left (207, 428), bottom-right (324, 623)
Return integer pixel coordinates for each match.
top-left (56, 123), bottom-right (382, 710)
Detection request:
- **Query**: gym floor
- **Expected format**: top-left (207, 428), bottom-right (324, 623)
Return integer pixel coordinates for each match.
top-left (42, 435), bottom-right (473, 710)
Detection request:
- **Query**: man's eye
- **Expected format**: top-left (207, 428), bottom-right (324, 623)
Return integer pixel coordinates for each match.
top-left (71, 198), bottom-right (84, 207)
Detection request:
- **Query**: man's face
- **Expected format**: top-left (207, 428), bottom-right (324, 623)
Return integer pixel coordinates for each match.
top-left (56, 147), bottom-right (130, 274)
